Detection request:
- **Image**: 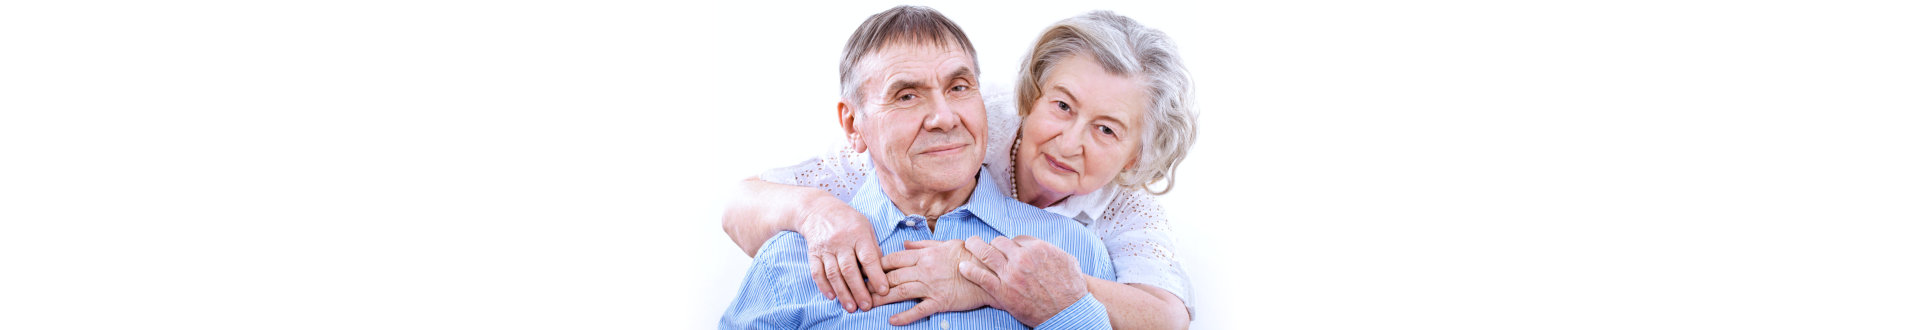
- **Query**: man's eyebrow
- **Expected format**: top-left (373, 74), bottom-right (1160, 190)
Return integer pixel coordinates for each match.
top-left (886, 78), bottom-right (927, 97)
top-left (944, 66), bottom-right (975, 83)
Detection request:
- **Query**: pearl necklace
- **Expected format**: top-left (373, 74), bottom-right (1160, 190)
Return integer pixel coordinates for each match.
top-left (1009, 134), bottom-right (1021, 200)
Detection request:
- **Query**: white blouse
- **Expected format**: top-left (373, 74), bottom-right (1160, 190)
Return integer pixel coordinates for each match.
top-left (757, 85), bottom-right (1195, 318)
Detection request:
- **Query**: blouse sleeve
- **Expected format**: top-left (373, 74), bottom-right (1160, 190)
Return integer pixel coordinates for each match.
top-left (755, 145), bottom-right (873, 203)
top-left (1091, 188), bottom-right (1197, 319)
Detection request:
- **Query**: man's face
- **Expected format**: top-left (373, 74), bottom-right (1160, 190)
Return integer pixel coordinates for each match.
top-left (843, 42), bottom-right (987, 195)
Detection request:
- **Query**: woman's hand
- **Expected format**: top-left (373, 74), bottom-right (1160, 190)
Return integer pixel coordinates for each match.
top-left (958, 235), bottom-right (1090, 327)
top-left (797, 197), bottom-right (889, 313)
top-left (874, 240), bottom-right (994, 326)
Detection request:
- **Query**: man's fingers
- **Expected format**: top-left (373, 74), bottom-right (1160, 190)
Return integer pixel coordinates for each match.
top-left (963, 236), bottom-right (989, 255)
top-left (873, 281), bottom-right (926, 306)
top-left (988, 236), bottom-right (1024, 269)
top-left (856, 242), bottom-right (889, 296)
top-left (978, 238), bottom-right (1012, 270)
top-left (881, 249), bottom-right (920, 270)
top-left (838, 253), bottom-right (873, 311)
top-left (820, 253), bottom-right (856, 313)
top-left (1014, 235), bottom-right (1057, 252)
top-left (904, 239), bottom-right (942, 249)
top-left (884, 265), bottom-right (926, 287)
top-left (808, 254), bottom-right (832, 299)
top-left (888, 298), bottom-right (944, 326)
top-left (990, 236), bottom-right (1024, 250)
top-left (957, 261), bottom-right (1001, 294)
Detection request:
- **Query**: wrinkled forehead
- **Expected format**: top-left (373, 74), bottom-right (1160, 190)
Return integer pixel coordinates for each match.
top-left (855, 41), bottom-right (978, 92)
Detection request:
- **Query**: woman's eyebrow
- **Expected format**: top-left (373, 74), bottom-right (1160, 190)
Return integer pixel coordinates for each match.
top-left (1051, 84), bottom-right (1080, 105)
top-left (1097, 114), bottom-right (1131, 131)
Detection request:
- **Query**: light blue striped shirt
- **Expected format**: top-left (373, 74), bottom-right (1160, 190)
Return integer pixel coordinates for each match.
top-left (722, 168), bottom-right (1116, 329)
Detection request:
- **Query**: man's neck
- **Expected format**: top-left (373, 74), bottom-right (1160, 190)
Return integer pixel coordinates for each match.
top-left (878, 178), bottom-right (976, 232)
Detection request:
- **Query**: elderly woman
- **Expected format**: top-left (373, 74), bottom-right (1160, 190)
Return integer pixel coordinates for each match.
top-left (723, 11), bottom-right (1198, 329)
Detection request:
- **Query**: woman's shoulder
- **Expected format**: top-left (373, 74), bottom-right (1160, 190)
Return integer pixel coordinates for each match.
top-left (1093, 188), bottom-right (1171, 234)
top-left (755, 145), bottom-right (872, 203)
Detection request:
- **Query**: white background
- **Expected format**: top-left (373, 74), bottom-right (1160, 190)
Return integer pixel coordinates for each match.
top-left (3, 0), bottom-right (1917, 329)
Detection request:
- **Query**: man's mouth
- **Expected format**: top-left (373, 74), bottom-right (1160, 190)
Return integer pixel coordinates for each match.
top-left (920, 143), bottom-right (968, 155)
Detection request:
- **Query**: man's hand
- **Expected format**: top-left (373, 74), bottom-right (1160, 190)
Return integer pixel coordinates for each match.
top-left (958, 235), bottom-right (1089, 327)
top-left (874, 239), bottom-right (994, 326)
top-left (797, 199), bottom-right (888, 313)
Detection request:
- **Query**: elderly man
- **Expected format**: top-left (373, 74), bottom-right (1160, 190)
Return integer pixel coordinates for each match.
top-left (721, 5), bottom-right (1116, 329)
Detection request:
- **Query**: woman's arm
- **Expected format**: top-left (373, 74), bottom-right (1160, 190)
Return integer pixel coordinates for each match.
top-left (1086, 275), bottom-right (1190, 330)
top-left (719, 177), bottom-right (831, 256)
top-left (1092, 189), bottom-right (1196, 326)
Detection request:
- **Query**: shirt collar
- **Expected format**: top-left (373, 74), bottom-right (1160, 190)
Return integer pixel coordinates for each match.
top-left (850, 168), bottom-right (1020, 240)
top-left (1042, 184), bottom-right (1121, 225)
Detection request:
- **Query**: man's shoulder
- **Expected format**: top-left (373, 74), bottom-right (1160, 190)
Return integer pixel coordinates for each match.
top-left (754, 231), bottom-right (810, 264)
top-left (736, 231), bottom-right (818, 302)
top-left (743, 231), bottom-right (816, 288)
top-left (723, 231), bottom-right (830, 328)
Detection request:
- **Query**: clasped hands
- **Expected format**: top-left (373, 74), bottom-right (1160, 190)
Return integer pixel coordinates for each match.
top-left (797, 205), bottom-right (1088, 326)
top-left (796, 202), bottom-right (1088, 326)
top-left (869, 235), bottom-right (1089, 326)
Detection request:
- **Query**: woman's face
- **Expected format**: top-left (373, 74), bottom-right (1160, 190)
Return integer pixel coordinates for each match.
top-left (1015, 54), bottom-right (1148, 206)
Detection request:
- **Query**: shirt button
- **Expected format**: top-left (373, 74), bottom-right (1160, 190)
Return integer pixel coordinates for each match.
top-left (940, 320), bottom-right (949, 329)
top-left (903, 220), bottom-right (917, 227)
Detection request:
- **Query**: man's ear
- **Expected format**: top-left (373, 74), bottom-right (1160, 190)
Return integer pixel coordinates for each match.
top-left (838, 101), bottom-right (865, 153)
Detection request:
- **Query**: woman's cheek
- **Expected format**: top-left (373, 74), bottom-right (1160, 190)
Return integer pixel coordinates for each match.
top-left (1089, 145), bottom-right (1125, 190)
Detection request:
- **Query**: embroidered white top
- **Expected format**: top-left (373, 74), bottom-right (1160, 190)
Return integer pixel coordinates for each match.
top-left (757, 85), bottom-right (1196, 318)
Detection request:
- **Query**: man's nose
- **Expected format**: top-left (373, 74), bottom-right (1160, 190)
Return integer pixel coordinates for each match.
top-left (923, 93), bottom-right (960, 132)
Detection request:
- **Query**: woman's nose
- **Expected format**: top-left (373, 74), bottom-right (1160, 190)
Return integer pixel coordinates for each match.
top-left (1055, 124), bottom-right (1084, 157)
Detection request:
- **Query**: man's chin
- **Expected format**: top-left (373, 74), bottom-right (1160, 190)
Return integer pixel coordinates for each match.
top-left (914, 167), bottom-right (980, 190)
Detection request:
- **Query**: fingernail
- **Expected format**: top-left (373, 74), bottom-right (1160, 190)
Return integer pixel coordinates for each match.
top-left (861, 302), bottom-right (871, 310)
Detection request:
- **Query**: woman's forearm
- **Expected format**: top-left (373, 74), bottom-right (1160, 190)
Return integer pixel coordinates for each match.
top-left (1085, 275), bottom-right (1190, 330)
top-left (720, 178), bottom-right (831, 257)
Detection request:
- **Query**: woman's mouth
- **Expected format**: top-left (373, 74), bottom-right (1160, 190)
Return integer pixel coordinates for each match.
top-left (1042, 154), bottom-right (1078, 175)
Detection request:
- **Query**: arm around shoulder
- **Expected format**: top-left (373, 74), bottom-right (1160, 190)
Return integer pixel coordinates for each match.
top-left (720, 177), bottom-right (838, 257)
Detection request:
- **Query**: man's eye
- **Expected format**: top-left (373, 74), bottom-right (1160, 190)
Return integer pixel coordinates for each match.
top-left (1098, 125), bottom-right (1115, 136)
top-left (951, 85), bottom-right (970, 92)
top-left (1055, 101), bottom-right (1071, 112)
top-left (898, 94), bottom-right (917, 102)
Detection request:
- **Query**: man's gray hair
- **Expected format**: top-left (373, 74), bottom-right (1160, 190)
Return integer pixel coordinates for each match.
top-left (839, 5), bottom-right (978, 109)
top-left (1016, 11), bottom-right (1197, 195)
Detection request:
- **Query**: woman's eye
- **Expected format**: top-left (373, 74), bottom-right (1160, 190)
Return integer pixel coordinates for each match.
top-left (1098, 125), bottom-right (1115, 136)
top-left (1055, 101), bottom-right (1071, 112)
